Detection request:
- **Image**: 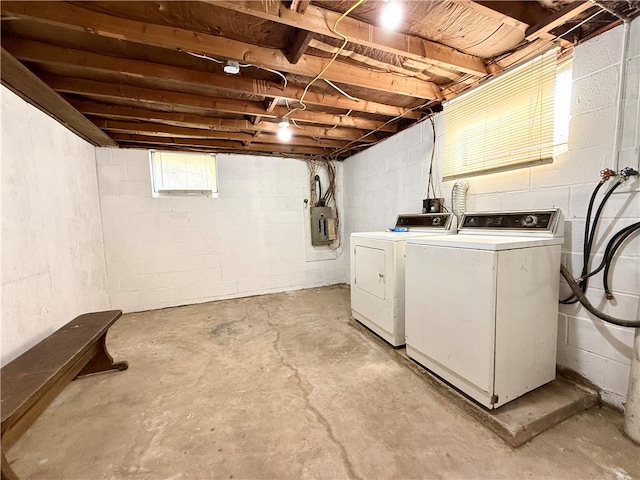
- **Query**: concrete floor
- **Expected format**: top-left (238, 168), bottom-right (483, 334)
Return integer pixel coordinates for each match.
top-left (7, 285), bottom-right (640, 480)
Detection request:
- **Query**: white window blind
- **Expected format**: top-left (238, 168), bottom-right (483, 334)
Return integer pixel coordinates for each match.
top-left (150, 151), bottom-right (218, 197)
top-left (442, 49), bottom-right (558, 179)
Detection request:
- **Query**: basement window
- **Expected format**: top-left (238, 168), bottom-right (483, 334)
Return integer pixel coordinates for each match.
top-left (442, 49), bottom-right (570, 180)
top-left (149, 151), bottom-right (218, 198)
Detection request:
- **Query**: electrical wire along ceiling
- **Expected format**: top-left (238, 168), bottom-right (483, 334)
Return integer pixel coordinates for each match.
top-left (1, 0), bottom-right (638, 160)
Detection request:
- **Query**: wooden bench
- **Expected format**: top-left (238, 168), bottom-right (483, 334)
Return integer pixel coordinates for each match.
top-left (1, 310), bottom-right (128, 480)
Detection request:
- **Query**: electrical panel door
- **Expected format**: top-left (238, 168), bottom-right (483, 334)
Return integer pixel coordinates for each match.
top-left (310, 207), bottom-right (336, 245)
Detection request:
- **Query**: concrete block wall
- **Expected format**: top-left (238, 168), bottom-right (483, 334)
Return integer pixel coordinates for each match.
top-left (1, 87), bottom-right (110, 365)
top-left (343, 118), bottom-right (436, 237)
top-left (342, 19), bottom-right (640, 408)
top-left (96, 148), bottom-right (345, 312)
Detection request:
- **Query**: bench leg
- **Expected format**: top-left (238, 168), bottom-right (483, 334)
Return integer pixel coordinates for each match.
top-left (75, 334), bottom-right (128, 378)
top-left (1, 452), bottom-right (19, 480)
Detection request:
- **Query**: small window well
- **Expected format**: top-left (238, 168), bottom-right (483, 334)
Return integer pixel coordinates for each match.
top-left (149, 150), bottom-right (218, 198)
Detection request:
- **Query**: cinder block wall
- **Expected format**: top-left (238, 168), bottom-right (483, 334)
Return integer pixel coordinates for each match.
top-left (343, 20), bottom-right (640, 408)
top-left (1, 87), bottom-right (110, 365)
top-left (96, 149), bottom-right (346, 312)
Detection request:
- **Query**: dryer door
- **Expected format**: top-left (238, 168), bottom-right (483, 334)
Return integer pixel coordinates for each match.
top-left (354, 245), bottom-right (386, 300)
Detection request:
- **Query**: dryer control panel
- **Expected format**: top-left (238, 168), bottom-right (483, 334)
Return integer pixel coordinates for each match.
top-left (395, 213), bottom-right (452, 229)
top-left (460, 210), bottom-right (560, 233)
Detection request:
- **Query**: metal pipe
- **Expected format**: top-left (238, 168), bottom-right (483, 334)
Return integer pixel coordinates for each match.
top-left (625, 327), bottom-right (640, 444)
top-left (611, 20), bottom-right (631, 170)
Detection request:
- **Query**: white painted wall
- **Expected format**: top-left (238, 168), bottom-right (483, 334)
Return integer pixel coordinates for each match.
top-left (1, 86), bottom-right (110, 365)
top-left (343, 19), bottom-right (640, 408)
top-left (96, 148), bottom-right (345, 312)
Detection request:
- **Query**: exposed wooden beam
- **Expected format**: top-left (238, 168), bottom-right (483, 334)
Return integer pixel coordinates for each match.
top-left (309, 39), bottom-right (432, 81)
top-left (2, 38), bottom-right (415, 119)
top-left (111, 134), bottom-right (340, 157)
top-left (208, 1), bottom-right (488, 76)
top-left (286, 30), bottom-right (314, 64)
top-left (1, 2), bottom-right (441, 100)
top-left (69, 99), bottom-right (375, 142)
top-left (0, 47), bottom-right (116, 147)
top-left (468, 0), bottom-right (573, 46)
top-left (251, 97), bottom-right (280, 142)
top-left (93, 119), bottom-right (252, 142)
top-left (251, 97), bottom-right (276, 128)
top-left (45, 75), bottom-right (268, 116)
top-left (492, 38), bottom-right (551, 71)
top-left (290, 0), bottom-right (311, 15)
top-left (43, 75), bottom-right (397, 132)
top-left (525, 2), bottom-right (593, 41)
top-left (92, 119), bottom-right (348, 149)
top-left (71, 100), bottom-right (248, 131)
top-left (265, 98), bottom-right (280, 114)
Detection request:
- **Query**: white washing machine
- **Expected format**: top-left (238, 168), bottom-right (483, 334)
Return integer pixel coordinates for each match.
top-left (350, 213), bottom-right (454, 346)
top-left (405, 210), bottom-right (564, 409)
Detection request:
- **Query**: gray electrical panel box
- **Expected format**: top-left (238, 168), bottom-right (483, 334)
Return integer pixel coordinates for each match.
top-left (310, 206), bottom-right (336, 246)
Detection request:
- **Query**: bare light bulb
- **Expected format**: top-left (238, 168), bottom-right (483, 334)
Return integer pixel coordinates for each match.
top-left (381, 1), bottom-right (402, 30)
top-left (277, 127), bottom-right (292, 141)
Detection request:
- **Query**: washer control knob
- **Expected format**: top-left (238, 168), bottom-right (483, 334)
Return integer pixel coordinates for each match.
top-left (522, 214), bottom-right (538, 227)
top-left (432, 217), bottom-right (442, 226)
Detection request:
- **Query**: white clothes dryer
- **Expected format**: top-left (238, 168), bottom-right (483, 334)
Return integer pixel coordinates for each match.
top-left (405, 210), bottom-right (564, 409)
top-left (350, 213), bottom-right (454, 346)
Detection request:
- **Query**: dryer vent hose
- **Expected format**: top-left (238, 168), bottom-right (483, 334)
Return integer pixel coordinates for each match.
top-left (451, 179), bottom-right (469, 223)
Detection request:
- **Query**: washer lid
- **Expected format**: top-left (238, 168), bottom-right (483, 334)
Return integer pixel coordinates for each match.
top-left (406, 234), bottom-right (564, 250)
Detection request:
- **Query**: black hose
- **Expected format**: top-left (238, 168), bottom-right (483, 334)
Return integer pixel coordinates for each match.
top-left (582, 181), bottom-right (605, 272)
top-left (603, 225), bottom-right (640, 298)
top-left (586, 180), bottom-right (623, 258)
top-left (560, 264), bottom-right (640, 327)
top-left (581, 222), bottom-right (640, 281)
top-left (560, 181), bottom-right (605, 304)
top-left (560, 180), bottom-right (622, 304)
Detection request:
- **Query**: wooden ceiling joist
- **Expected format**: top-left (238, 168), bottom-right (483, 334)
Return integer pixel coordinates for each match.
top-left (286, 30), bottom-right (314, 64)
top-left (68, 99), bottom-right (373, 142)
top-left (290, 0), bottom-right (311, 15)
top-left (0, 47), bottom-right (116, 147)
top-left (111, 134), bottom-right (338, 157)
top-left (3, 38), bottom-right (416, 119)
top-left (309, 39), bottom-right (431, 81)
top-left (92, 119), bottom-right (348, 149)
top-left (43, 75), bottom-right (397, 132)
top-left (0, 2), bottom-right (441, 100)
top-left (467, 0), bottom-right (577, 45)
top-left (525, 2), bottom-right (594, 42)
top-left (2, 0), bottom-right (627, 159)
top-left (208, 1), bottom-right (489, 77)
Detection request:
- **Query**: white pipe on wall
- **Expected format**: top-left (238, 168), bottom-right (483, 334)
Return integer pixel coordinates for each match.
top-left (611, 20), bottom-right (630, 170)
top-left (624, 326), bottom-right (640, 444)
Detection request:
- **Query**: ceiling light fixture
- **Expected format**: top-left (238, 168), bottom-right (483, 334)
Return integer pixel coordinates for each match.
top-left (278, 116), bottom-right (291, 128)
top-left (223, 60), bottom-right (240, 75)
top-left (380, 0), bottom-right (402, 30)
